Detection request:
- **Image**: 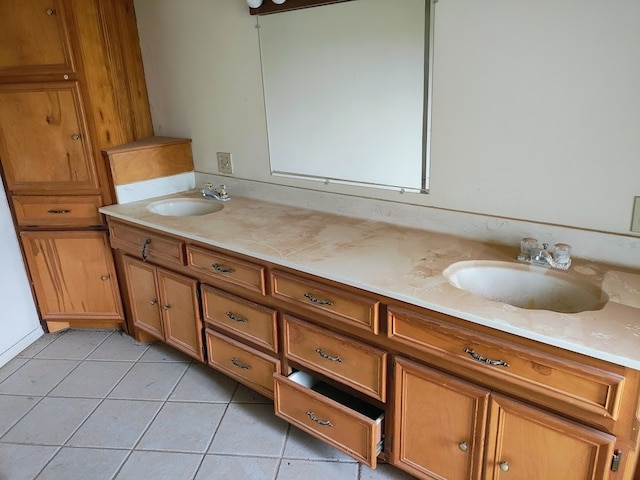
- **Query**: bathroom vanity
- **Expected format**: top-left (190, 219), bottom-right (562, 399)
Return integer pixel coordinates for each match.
top-left (101, 192), bottom-right (640, 480)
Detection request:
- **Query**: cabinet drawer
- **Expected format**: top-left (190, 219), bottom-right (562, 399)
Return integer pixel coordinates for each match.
top-left (188, 245), bottom-right (266, 295)
top-left (205, 329), bottom-right (280, 399)
top-left (271, 270), bottom-right (380, 334)
top-left (109, 221), bottom-right (185, 266)
top-left (13, 195), bottom-right (103, 227)
top-left (202, 285), bottom-right (278, 352)
top-left (274, 371), bottom-right (384, 467)
top-left (283, 315), bottom-right (387, 401)
top-left (387, 306), bottom-right (625, 421)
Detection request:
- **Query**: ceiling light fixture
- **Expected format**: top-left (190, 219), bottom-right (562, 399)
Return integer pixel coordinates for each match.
top-left (247, 0), bottom-right (287, 7)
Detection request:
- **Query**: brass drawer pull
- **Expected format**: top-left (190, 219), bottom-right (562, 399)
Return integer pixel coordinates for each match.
top-left (464, 348), bottom-right (510, 367)
top-left (212, 263), bottom-right (235, 274)
top-left (141, 238), bottom-right (151, 262)
top-left (47, 209), bottom-right (70, 214)
top-left (230, 357), bottom-right (250, 369)
top-left (315, 348), bottom-right (343, 363)
top-left (226, 312), bottom-right (247, 323)
top-left (306, 411), bottom-right (333, 427)
top-left (304, 293), bottom-right (334, 306)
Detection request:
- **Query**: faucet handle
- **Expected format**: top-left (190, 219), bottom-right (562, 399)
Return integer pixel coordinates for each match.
top-left (205, 182), bottom-right (214, 190)
top-left (554, 243), bottom-right (571, 261)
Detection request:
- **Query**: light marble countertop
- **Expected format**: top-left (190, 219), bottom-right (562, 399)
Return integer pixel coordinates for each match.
top-left (100, 191), bottom-right (640, 369)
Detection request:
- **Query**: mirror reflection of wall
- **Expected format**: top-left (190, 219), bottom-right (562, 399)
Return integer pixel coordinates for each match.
top-left (258, 0), bottom-right (429, 193)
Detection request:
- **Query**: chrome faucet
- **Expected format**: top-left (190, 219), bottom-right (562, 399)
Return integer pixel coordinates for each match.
top-left (201, 183), bottom-right (230, 202)
top-left (517, 238), bottom-right (571, 270)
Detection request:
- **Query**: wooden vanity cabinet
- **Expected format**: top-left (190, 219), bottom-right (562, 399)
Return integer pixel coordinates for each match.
top-left (105, 218), bottom-right (640, 479)
top-left (122, 255), bottom-right (204, 361)
top-left (393, 357), bottom-right (617, 480)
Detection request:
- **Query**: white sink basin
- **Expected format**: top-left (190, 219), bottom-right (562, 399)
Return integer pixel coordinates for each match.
top-left (147, 198), bottom-right (224, 217)
top-left (443, 260), bottom-right (608, 313)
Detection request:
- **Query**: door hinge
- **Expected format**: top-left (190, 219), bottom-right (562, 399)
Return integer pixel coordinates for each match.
top-left (610, 449), bottom-right (622, 472)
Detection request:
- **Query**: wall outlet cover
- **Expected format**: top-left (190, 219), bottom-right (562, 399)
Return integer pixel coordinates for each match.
top-left (632, 196), bottom-right (640, 233)
top-left (217, 152), bottom-right (233, 174)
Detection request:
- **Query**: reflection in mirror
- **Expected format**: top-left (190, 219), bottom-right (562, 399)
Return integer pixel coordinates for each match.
top-left (258, 0), bottom-right (430, 193)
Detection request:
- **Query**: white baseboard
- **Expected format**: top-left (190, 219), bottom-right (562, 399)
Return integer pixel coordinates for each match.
top-left (0, 327), bottom-right (44, 368)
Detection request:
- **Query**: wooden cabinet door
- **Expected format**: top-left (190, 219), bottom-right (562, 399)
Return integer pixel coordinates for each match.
top-left (392, 357), bottom-right (489, 480)
top-left (484, 394), bottom-right (616, 480)
top-left (21, 231), bottom-right (122, 321)
top-left (157, 268), bottom-right (203, 361)
top-left (122, 255), bottom-right (163, 340)
top-left (0, 82), bottom-right (98, 194)
top-left (0, 0), bottom-right (74, 76)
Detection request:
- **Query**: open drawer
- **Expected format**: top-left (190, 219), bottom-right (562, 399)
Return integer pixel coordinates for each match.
top-left (274, 371), bottom-right (384, 467)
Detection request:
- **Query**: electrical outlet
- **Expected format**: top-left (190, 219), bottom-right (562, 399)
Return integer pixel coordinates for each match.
top-left (216, 152), bottom-right (233, 174)
top-left (632, 196), bottom-right (640, 233)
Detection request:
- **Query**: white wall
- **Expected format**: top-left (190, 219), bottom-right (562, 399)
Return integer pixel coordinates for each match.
top-left (133, 0), bottom-right (640, 236)
top-left (0, 185), bottom-right (42, 367)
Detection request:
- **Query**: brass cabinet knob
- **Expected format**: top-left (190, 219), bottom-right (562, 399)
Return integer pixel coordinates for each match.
top-left (163, 305), bottom-right (171, 311)
top-left (499, 461), bottom-right (510, 472)
top-left (46, 8), bottom-right (56, 15)
top-left (150, 300), bottom-right (157, 306)
top-left (71, 133), bottom-right (81, 140)
top-left (458, 442), bottom-right (468, 452)
top-left (100, 275), bottom-right (110, 281)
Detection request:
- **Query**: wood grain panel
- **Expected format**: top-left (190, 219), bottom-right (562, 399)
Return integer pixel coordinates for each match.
top-left (0, 0), bottom-right (74, 76)
top-left (103, 137), bottom-right (193, 185)
top-left (12, 195), bottom-right (103, 227)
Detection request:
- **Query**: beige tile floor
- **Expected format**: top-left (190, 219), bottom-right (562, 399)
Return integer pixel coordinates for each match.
top-left (0, 329), bottom-right (415, 480)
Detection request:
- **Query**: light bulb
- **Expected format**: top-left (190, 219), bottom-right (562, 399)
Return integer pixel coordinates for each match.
top-left (247, 0), bottom-right (263, 7)
top-left (272, 0), bottom-right (286, 4)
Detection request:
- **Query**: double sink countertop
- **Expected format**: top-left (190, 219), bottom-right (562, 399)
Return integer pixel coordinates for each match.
top-left (100, 191), bottom-right (640, 370)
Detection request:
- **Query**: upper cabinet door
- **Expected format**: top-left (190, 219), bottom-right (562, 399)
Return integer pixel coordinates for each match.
top-left (0, 82), bottom-right (99, 194)
top-left (0, 0), bottom-right (74, 76)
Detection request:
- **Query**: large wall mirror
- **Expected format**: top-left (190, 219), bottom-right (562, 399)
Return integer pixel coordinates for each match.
top-left (258, 0), bottom-right (431, 193)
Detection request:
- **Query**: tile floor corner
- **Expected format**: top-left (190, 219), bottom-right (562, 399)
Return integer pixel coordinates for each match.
top-left (0, 329), bottom-right (415, 479)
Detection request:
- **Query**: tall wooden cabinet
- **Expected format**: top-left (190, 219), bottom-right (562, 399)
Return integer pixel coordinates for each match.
top-left (0, 0), bottom-right (153, 331)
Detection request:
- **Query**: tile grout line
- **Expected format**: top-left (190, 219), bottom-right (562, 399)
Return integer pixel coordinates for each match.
top-left (0, 330), bottom-right (117, 449)
top-left (108, 351), bottom-right (196, 479)
top-left (35, 330), bottom-right (135, 479)
top-left (190, 380), bottom-right (241, 479)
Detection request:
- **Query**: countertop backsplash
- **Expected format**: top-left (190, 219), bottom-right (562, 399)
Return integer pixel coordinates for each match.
top-left (196, 173), bottom-right (640, 270)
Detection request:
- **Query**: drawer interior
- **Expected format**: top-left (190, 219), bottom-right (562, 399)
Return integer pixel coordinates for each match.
top-left (289, 371), bottom-right (384, 424)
